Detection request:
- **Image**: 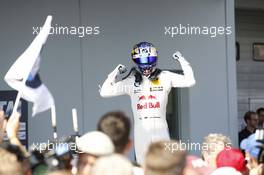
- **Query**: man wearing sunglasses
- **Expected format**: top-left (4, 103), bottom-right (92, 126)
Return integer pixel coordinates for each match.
top-left (100, 42), bottom-right (196, 165)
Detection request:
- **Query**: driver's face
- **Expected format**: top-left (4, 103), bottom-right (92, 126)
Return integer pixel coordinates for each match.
top-left (142, 68), bottom-right (153, 76)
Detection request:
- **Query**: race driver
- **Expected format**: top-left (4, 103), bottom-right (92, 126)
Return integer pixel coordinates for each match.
top-left (100, 42), bottom-right (196, 164)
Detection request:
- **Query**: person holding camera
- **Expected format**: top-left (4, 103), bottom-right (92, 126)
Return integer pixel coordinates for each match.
top-left (241, 132), bottom-right (264, 175)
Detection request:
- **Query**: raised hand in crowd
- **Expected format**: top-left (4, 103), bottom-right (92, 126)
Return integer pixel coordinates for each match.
top-left (0, 111), bottom-right (7, 143)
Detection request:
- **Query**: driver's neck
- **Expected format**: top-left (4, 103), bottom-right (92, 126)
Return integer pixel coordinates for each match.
top-left (142, 74), bottom-right (151, 78)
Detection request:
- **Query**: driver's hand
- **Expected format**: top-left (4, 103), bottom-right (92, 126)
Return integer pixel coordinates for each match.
top-left (173, 51), bottom-right (182, 60)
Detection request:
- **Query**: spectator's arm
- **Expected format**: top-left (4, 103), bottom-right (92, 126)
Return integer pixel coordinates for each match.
top-left (0, 111), bottom-right (7, 144)
top-left (249, 164), bottom-right (264, 175)
top-left (6, 112), bottom-right (28, 156)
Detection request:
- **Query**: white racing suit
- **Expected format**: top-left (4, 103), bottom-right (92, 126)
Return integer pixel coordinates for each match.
top-left (100, 54), bottom-right (195, 164)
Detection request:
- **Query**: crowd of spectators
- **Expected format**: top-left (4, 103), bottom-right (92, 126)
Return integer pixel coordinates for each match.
top-left (0, 109), bottom-right (264, 175)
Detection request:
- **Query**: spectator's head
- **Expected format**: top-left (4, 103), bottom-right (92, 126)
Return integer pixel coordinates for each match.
top-left (89, 154), bottom-right (133, 175)
top-left (211, 167), bottom-right (242, 175)
top-left (2, 144), bottom-right (30, 175)
top-left (97, 111), bottom-right (131, 154)
top-left (183, 167), bottom-right (203, 175)
top-left (244, 111), bottom-right (258, 129)
top-left (201, 133), bottom-right (232, 169)
top-left (186, 155), bottom-right (213, 174)
top-left (46, 170), bottom-right (72, 175)
top-left (76, 131), bottom-right (114, 175)
top-left (0, 147), bottom-right (23, 175)
top-left (144, 140), bottom-right (186, 175)
top-left (216, 147), bottom-right (247, 174)
top-left (240, 133), bottom-right (262, 170)
top-left (257, 108), bottom-right (264, 126)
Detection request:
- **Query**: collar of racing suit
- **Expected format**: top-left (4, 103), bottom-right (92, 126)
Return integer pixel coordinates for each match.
top-left (122, 67), bottom-right (162, 86)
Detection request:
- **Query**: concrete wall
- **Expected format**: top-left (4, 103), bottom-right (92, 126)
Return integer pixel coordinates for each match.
top-left (0, 0), bottom-right (237, 156)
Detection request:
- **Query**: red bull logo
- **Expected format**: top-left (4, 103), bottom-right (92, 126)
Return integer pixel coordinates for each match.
top-left (137, 102), bottom-right (160, 110)
top-left (149, 102), bottom-right (160, 108)
top-left (137, 94), bottom-right (159, 110)
top-left (148, 95), bottom-right (156, 100)
top-left (138, 95), bottom-right (146, 101)
top-left (138, 95), bottom-right (157, 101)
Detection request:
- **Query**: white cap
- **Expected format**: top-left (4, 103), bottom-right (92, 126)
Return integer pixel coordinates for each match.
top-left (76, 131), bottom-right (114, 156)
top-left (211, 167), bottom-right (242, 175)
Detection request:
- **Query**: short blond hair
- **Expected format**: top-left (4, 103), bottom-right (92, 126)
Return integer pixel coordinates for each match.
top-left (145, 140), bottom-right (186, 175)
top-left (202, 133), bottom-right (232, 156)
top-left (90, 154), bottom-right (133, 175)
top-left (0, 147), bottom-right (23, 175)
top-left (46, 170), bottom-right (72, 175)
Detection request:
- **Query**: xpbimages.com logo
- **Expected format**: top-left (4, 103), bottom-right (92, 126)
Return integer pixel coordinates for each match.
top-left (33, 24), bottom-right (100, 38)
top-left (163, 140), bottom-right (232, 153)
top-left (164, 24), bottom-right (232, 38)
top-left (31, 140), bottom-right (85, 154)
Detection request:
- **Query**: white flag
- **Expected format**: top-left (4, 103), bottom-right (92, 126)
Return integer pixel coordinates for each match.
top-left (4, 16), bottom-right (54, 116)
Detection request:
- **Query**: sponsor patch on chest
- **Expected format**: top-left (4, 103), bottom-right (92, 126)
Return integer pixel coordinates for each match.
top-left (150, 86), bottom-right (163, 92)
top-left (136, 95), bottom-right (160, 110)
top-left (134, 88), bottom-right (142, 94)
top-left (137, 102), bottom-right (160, 110)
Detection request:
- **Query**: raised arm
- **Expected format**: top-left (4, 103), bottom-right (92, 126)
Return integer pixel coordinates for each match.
top-left (6, 112), bottom-right (28, 156)
top-left (100, 64), bottom-right (132, 97)
top-left (0, 111), bottom-right (7, 144)
top-left (169, 51), bottom-right (196, 87)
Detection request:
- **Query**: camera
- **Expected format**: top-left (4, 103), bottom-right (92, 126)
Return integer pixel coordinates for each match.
top-left (28, 136), bottom-right (76, 174)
